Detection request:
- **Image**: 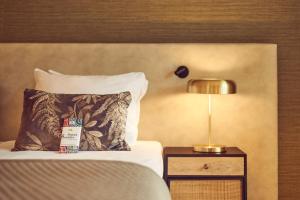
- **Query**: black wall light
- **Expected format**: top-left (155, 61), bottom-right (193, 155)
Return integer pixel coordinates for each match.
top-left (174, 66), bottom-right (189, 78)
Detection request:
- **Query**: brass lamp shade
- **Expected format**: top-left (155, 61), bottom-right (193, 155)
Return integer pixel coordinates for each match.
top-left (187, 79), bottom-right (236, 153)
top-left (187, 79), bottom-right (236, 94)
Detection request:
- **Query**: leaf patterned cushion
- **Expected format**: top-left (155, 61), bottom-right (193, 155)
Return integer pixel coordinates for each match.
top-left (13, 89), bottom-right (132, 151)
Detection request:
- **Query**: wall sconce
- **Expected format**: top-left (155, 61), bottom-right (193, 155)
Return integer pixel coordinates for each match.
top-left (174, 66), bottom-right (189, 78)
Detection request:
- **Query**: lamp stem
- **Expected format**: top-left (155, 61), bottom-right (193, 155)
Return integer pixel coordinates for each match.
top-left (208, 94), bottom-right (212, 146)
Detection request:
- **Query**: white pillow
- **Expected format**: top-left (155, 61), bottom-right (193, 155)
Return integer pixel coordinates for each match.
top-left (34, 68), bottom-right (148, 145)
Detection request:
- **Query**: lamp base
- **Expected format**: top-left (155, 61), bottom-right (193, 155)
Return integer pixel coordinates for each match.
top-left (193, 144), bottom-right (226, 153)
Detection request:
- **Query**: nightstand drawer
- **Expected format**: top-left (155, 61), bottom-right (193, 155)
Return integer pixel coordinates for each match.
top-left (170, 180), bottom-right (242, 200)
top-left (168, 157), bottom-right (244, 176)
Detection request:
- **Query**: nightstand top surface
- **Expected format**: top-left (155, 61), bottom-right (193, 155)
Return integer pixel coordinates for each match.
top-left (164, 147), bottom-right (246, 157)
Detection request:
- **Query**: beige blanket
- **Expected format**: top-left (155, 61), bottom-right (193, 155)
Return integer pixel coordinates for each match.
top-left (0, 160), bottom-right (171, 200)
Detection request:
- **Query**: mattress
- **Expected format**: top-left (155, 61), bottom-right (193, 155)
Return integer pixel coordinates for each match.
top-left (0, 140), bottom-right (163, 177)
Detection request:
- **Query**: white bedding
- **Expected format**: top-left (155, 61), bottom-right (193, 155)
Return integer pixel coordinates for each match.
top-left (0, 140), bottom-right (163, 177)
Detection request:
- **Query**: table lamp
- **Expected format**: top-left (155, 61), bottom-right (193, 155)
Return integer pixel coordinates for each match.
top-left (187, 79), bottom-right (236, 153)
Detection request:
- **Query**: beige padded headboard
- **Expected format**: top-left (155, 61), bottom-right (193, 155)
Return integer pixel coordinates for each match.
top-left (0, 43), bottom-right (277, 200)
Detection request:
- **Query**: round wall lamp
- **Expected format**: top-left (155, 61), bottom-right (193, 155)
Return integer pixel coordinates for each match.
top-left (174, 66), bottom-right (189, 78)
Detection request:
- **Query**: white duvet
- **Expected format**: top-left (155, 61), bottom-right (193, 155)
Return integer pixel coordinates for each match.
top-left (0, 140), bottom-right (163, 177)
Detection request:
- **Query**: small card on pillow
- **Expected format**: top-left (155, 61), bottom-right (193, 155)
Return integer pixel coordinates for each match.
top-left (59, 118), bottom-right (83, 153)
top-left (13, 89), bottom-right (132, 151)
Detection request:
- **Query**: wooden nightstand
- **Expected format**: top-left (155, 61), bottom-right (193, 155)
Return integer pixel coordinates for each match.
top-left (163, 147), bottom-right (247, 200)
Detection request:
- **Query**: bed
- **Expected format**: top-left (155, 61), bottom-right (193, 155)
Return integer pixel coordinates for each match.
top-left (0, 140), bottom-right (163, 177)
top-left (0, 140), bottom-right (170, 200)
top-left (0, 65), bottom-right (172, 200)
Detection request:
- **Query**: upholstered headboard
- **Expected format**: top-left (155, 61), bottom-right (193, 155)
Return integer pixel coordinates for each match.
top-left (0, 43), bottom-right (277, 200)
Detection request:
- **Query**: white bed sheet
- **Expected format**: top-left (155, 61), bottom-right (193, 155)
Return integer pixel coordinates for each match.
top-left (0, 140), bottom-right (163, 177)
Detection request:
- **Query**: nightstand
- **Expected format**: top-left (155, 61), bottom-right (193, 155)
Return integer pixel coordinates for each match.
top-left (163, 147), bottom-right (247, 200)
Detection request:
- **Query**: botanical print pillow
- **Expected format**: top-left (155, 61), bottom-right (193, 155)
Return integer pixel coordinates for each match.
top-left (13, 89), bottom-right (132, 151)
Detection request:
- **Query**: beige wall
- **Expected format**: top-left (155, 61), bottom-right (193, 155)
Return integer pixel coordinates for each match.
top-left (0, 43), bottom-right (277, 200)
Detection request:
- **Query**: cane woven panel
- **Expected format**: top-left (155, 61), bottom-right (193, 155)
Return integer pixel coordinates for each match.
top-left (170, 180), bottom-right (242, 200)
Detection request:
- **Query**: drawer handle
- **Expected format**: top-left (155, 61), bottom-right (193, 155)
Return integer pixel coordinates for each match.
top-left (203, 164), bottom-right (209, 170)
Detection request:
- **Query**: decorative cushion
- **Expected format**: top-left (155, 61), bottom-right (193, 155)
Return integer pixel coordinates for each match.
top-left (34, 68), bottom-right (148, 145)
top-left (13, 89), bottom-right (132, 151)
